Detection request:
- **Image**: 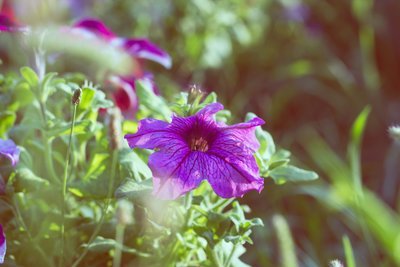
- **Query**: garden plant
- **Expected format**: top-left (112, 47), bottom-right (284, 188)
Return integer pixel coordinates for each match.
top-left (1, 0), bottom-right (400, 267)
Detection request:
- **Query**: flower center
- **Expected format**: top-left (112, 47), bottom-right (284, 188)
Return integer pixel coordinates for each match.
top-left (190, 136), bottom-right (209, 152)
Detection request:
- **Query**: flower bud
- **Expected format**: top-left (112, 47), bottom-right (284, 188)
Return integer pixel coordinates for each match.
top-left (72, 88), bottom-right (82, 105)
top-left (187, 84), bottom-right (204, 105)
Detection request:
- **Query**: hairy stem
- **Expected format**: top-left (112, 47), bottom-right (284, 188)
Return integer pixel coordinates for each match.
top-left (210, 247), bottom-right (223, 267)
top-left (60, 104), bottom-right (77, 267)
top-left (113, 223), bottom-right (125, 267)
top-left (223, 243), bottom-right (238, 267)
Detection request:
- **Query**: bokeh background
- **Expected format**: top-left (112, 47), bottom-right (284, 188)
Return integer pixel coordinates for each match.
top-left (2, 0), bottom-right (400, 266)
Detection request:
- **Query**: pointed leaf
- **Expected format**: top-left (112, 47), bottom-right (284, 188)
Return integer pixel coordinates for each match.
top-left (115, 178), bottom-right (152, 199)
top-left (20, 67), bottom-right (39, 87)
top-left (269, 165), bottom-right (318, 184)
top-left (13, 167), bottom-right (50, 192)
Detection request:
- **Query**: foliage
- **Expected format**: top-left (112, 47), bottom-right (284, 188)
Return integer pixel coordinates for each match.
top-left (1, 0), bottom-right (400, 266)
top-left (0, 65), bottom-right (315, 266)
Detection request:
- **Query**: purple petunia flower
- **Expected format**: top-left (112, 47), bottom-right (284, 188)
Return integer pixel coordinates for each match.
top-left (0, 139), bottom-right (20, 166)
top-left (125, 103), bottom-right (265, 199)
top-left (109, 74), bottom-right (159, 120)
top-left (0, 224), bottom-right (6, 264)
top-left (73, 18), bottom-right (172, 69)
top-left (72, 18), bottom-right (171, 118)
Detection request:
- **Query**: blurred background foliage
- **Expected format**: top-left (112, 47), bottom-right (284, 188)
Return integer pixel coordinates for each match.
top-left (2, 0), bottom-right (400, 266)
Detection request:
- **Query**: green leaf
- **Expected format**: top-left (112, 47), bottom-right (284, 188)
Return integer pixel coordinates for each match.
top-left (84, 236), bottom-right (150, 257)
top-left (92, 89), bottom-right (113, 110)
top-left (214, 240), bottom-right (250, 267)
top-left (13, 167), bottom-right (50, 192)
top-left (83, 153), bottom-right (109, 180)
top-left (268, 149), bottom-right (291, 170)
top-left (257, 130), bottom-right (275, 161)
top-left (68, 153), bottom-right (111, 198)
top-left (20, 67), bottom-right (39, 88)
top-left (202, 92), bottom-right (217, 104)
top-left (13, 82), bottom-right (34, 108)
top-left (350, 106), bottom-right (371, 148)
top-left (246, 112), bottom-right (276, 164)
top-left (136, 80), bottom-right (171, 119)
top-left (40, 72), bottom-right (57, 101)
top-left (18, 147), bottom-right (33, 168)
top-left (0, 111), bottom-right (16, 137)
top-left (119, 148), bottom-right (152, 180)
top-left (115, 178), bottom-right (152, 199)
top-left (47, 120), bottom-right (93, 138)
top-left (215, 110), bottom-right (231, 124)
top-left (79, 87), bottom-right (96, 110)
top-left (273, 214), bottom-right (298, 267)
top-left (342, 235), bottom-right (356, 267)
top-left (78, 86), bottom-right (113, 111)
top-left (269, 165), bottom-right (318, 184)
top-left (83, 236), bottom-right (117, 252)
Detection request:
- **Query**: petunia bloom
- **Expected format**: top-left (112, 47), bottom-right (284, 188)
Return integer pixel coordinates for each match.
top-left (73, 18), bottom-right (171, 118)
top-left (0, 224), bottom-right (6, 264)
top-left (0, 139), bottom-right (20, 166)
top-left (0, 0), bottom-right (29, 32)
top-left (125, 103), bottom-right (265, 199)
top-left (72, 18), bottom-right (172, 69)
top-left (109, 73), bottom-right (159, 120)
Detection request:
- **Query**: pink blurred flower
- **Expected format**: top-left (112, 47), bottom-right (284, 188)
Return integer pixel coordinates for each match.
top-left (73, 18), bottom-right (171, 119)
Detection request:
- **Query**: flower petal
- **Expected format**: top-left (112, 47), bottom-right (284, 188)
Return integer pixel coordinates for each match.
top-left (203, 152), bottom-right (264, 198)
top-left (0, 139), bottom-right (20, 166)
top-left (0, 14), bottom-right (27, 32)
top-left (142, 72), bottom-right (160, 95)
top-left (125, 119), bottom-right (181, 150)
top-left (196, 103), bottom-right (224, 119)
top-left (150, 150), bottom-right (205, 199)
top-left (73, 18), bottom-right (115, 40)
top-left (109, 76), bottom-right (138, 119)
top-left (115, 38), bottom-right (172, 68)
top-left (220, 117), bottom-right (265, 152)
top-left (0, 224), bottom-right (6, 264)
top-left (204, 117), bottom-right (264, 197)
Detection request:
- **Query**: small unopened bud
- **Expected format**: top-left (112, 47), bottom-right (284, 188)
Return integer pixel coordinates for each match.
top-left (188, 84), bottom-right (204, 105)
top-left (72, 88), bottom-right (82, 105)
top-left (388, 125), bottom-right (400, 142)
top-left (116, 199), bottom-right (134, 226)
top-left (107, 108), bottom-right (122, 150)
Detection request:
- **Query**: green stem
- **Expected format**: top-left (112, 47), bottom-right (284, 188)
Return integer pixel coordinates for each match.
top-left (224, 243), bottom-right (238, 267)
top-left (113, 223), bottom-right (125, 267)
top-left (71, 150), bottom-right (118, 267)
top-left (60, 104), bottom-right (77, 267)
top-left (210, 247), bottom-right (223, 267)
top-left (211, 198), bottom-right (234, 212)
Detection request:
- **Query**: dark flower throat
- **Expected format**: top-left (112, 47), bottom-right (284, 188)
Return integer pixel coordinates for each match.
top-left (190, 136), bottom-right (209, 152)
